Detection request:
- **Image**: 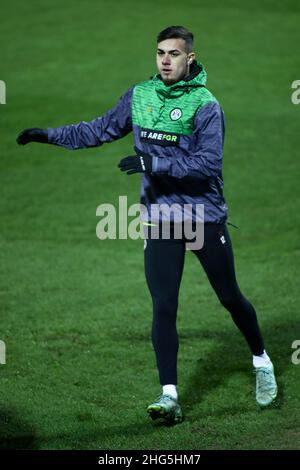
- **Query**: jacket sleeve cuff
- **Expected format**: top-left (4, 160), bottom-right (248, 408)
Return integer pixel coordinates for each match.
top-left (152, 156), bottom-right (170, 174)
top-left (47, 128), bottom-right (57, 144)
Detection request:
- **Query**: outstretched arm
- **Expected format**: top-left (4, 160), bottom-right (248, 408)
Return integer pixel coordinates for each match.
top-left (17, 87), bottom-right (133, 149)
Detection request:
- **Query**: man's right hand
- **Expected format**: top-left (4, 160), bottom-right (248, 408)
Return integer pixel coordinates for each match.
top-left (16, 128), bottom-right (49, 145)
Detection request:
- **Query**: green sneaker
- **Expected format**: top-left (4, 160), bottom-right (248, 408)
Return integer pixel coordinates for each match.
top-left (255, 363), bottom-right (278, 407)
top-left (147, 394), bottom-right (183, 423)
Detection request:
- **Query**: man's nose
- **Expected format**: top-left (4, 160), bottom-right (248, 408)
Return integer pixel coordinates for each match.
top-left (162, 54), bottom-right (171, 65)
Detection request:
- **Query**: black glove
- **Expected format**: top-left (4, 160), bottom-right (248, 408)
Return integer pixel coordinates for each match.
top-left (118, 147), bottom-right (153, 175)
top-left (16, 128), bottom-right (48, 145)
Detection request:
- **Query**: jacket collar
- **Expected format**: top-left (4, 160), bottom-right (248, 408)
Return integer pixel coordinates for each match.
top-left (153, 61), bottom-right (207, 98)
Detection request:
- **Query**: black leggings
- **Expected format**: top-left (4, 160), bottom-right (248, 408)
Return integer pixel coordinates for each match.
top-left (144, 223), bottom-right (265, 385)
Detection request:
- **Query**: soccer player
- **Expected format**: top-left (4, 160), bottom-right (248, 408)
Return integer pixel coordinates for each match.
top-left (17, 26), bottom-right (277, 424)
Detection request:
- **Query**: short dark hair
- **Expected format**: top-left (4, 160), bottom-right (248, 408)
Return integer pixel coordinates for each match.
top-left (157, 26), bottom-right (194, 53)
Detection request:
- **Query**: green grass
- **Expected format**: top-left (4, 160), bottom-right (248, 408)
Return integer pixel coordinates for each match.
top-left (1, 0), bottom-right (300, 450)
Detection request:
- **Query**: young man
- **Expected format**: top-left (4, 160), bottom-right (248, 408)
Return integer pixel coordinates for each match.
top-left (17, 26), bottom-right (277, 424)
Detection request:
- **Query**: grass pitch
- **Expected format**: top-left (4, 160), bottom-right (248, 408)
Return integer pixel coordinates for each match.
top-left (0, 0), bottom-right (300, 450)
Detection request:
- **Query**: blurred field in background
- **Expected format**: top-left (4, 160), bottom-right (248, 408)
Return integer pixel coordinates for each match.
top-left (0, 0), bottom-right (300, 449)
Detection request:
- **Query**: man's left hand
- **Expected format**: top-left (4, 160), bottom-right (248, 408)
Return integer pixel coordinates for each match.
top-left (118, 147), bottom-right (153, 175)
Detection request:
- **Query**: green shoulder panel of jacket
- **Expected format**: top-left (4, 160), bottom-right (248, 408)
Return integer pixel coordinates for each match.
top-left (132, 62), bottom-right (218, 136)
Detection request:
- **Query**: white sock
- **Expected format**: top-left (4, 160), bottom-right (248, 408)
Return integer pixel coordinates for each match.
top-left (162, 384), bottom-right (178, 400)
top-left (253, 350), bottom-right (272, 368)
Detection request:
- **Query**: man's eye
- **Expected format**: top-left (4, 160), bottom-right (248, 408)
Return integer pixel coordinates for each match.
top-left (171, 53), bottom-right (180, 57)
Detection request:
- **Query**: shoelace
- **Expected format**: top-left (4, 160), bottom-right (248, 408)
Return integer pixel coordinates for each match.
top-left (256, 368), bottom-right (274, 392)
top-left (154, 394), bottom-right (176, 404)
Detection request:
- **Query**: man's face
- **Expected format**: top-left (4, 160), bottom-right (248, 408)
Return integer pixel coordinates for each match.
top-left (156, 38), bottom-right (195, 85)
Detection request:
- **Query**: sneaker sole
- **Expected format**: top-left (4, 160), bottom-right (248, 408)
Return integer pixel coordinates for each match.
top-left (147, 405), bottom-right (166, 420)
top-left (147, 405), bottom-right (183, 423)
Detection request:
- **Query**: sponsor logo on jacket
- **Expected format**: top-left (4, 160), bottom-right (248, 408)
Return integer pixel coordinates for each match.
top-left (140, 128), bottom-right (180, 146)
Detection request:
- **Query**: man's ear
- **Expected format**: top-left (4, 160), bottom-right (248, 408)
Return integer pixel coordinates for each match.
top-left (188, 52), bottom-right (195, 64)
